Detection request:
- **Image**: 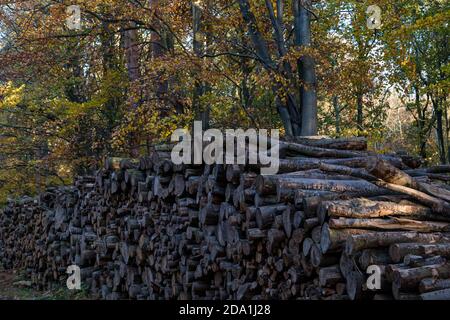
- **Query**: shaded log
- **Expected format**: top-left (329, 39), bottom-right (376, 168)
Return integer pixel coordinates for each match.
top-left (375, 182), bottom-right (450, 216)
top-left (390, 243), bottom-right (450, 263)
top-left (278, 140), bottom-right (365, 158)
top-left (272, 178), bottom-right (382, 195)
top-left (320, 223), bottom-right (368, 253)
top-left (310, 244), bottom-right (339, 268)
top-left (319, 163), bottom-right (376, 181)
top-left (320, 198), bottom-right (433, 224)
top-left (346, 231), bottom-right (450, 255)
top-left (303, 190), bottom-right (393, 218)
top-left (255, 205), bottom-right (288, 229)
top-left (329, 217), bottom-right (450, 233)
top-left (359, 249), bottom-right (392, 270)
top-left (393, 263), bottom-right (450, 291)
top-left (274, 156), bottom-right (406, 174)
top-left (403, 255), bottom-right (446, 268)
top-left (420, 288), bottom-right (450, 300)
top-left (302, 238), bottom-right (314, 257)
top-left (368, 157), bottom-right (450, 204)
top-left (285, 136), bottom-right (367, 151)
top-left (319, 265), bottom-right (343, 287)
top-left (419, 278), bottom-right (450, 293)
top-left (367, 156), bottom-right (417, 188)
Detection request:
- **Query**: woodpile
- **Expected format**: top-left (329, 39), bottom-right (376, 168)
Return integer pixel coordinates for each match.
top-left (2, 136), bottom-right (450, 300)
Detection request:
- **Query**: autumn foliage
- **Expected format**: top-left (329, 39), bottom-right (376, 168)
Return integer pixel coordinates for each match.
top-left (0, 0), bottom-right (448, 203)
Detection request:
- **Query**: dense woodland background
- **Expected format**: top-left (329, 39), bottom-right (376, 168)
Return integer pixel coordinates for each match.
top-left (0, 0), bottom-right (448, 204)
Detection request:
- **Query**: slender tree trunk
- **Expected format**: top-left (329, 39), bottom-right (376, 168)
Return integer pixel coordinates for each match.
top-left (151, 27), bottom-right (168, 104)
top-left (123, 22), bottom-right (140, 157)
top-left (65, 45), bottom-right (85, 104)
top-left (414, 85), bottom-right (427, 160)
top-left (101, 21), bottom-right (119, 152)
top-left (124, 23), bottom-right (140, 84)
top-left (356, 91), bottom-right (363, 134)
top-left (192, 0), bottom-right (209, 130)
top-left (276, 96), bottom-right (294, 135)
top-left (101, 22), bottom-right (116, 73)
top-left (203, 9), bottom-right (212, 123)
top-left (293, 0), bottom-right (318, 136)
top-left (150, 0), bottom-right (170, 116)
top-left (240, 56), bottom-right (252, 111)
top-left (333, 96), bottom-right (340, 136)
top-left (435, 99), bottom-right (447, 164)
top-left (445, 99), bottom-right (450, 163)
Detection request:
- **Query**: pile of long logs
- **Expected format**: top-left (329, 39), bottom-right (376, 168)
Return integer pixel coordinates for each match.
top-left (1, 136), bottom-right (450, 300)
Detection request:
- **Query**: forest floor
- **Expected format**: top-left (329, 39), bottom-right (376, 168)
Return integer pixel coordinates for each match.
top-left (0, 268), bottom-right (90, 300)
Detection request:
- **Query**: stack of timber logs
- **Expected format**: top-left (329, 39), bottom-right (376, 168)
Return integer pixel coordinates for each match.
top-left (1, 136), bottom-right (450, 300)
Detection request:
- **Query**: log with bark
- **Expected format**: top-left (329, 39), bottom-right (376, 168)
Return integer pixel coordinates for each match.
top-left (2, 136), bottom-right (450, 301)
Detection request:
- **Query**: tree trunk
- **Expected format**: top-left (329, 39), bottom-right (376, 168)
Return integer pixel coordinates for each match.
top-left (356, 92), bottom-right (363, 134)
top-left (329, 217), bottom-right (450, 233)
top-left (320, 223), bottom-right (368, 253)
top-left (419, 278), bottom-right (450, 293)
top-left (435, 100), bottom-right (447, 164)
top-left (389, 243), bottom-right (450, 263)
top-left (285, 136), bottom-right (367, 150)
top-left (420, 288), bottom-right (450, 300)
top-left (124, 23), bottom-right (140, 83)
top-left (193, 1), bottom-right (209, 130)
top-left (414, 85), bottom-right (427, 160)
top-left (123, 21), bottom-right (140, 157)
top-left (333, 96), bottom-right (341, 136)
top-left (293, 0), bottom-right (318, 136)
top-left (345, 231), bottom-right (450, 255)
top-left (393, 263), bottom-right (450, 291)
top-left (321, 198), bottom-right (432, 222)
top-left (150, 0), bottom-right (171, 115)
